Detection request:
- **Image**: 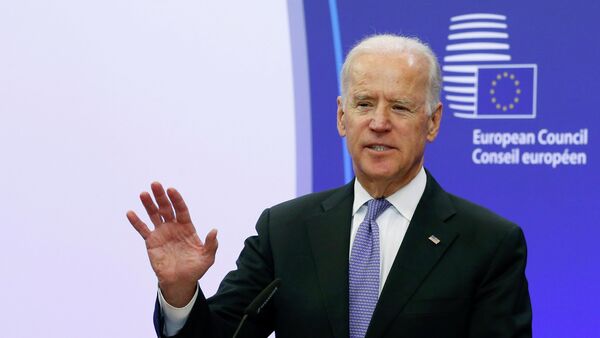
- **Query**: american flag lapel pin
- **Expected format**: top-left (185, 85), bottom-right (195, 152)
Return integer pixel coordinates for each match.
top-left (428, 235), bottom-right (441, 245)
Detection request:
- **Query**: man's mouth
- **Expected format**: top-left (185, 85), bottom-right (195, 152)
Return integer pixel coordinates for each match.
top-left (368, 144), bottom-right (392, 152)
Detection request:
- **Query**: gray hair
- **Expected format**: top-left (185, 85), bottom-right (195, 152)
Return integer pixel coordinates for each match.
top-left (340, 34), bottom-right (442, 115)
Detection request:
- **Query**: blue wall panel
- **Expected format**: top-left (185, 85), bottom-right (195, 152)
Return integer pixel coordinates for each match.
top-left (303, 1), bottom-right (600, 336)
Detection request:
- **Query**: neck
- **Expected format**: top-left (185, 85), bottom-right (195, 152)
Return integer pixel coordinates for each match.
top-left (356, 165), bottom-right (423, 198)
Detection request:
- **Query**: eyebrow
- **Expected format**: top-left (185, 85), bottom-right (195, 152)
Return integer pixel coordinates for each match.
top-left (353, 94), bottom-right (374, 101)
top-left (350, 94), bottom-right (419, 109)
top-left (390, 99), bottom-right (414, 105)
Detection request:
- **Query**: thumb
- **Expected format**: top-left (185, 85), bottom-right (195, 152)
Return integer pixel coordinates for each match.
top-left (204, 229), bottom-right (219, 255)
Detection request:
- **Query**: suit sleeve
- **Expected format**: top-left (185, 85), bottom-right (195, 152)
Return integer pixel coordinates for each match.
top-left (154, 209), bottom-right (276, 338)
top-left (468, 225), bottom-right (533, 338)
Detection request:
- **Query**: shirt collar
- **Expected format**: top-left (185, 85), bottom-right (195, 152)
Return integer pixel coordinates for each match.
top-left (352, 166), bottom-right (427, 221)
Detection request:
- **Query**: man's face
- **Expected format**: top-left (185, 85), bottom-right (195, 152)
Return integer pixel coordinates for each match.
top-left (337, 52), bottom-right (442, 190)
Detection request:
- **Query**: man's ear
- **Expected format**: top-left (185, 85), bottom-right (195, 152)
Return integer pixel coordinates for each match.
top-left (426, 102), bottom-right (442, 142)
top-left (337, 96), bottom-right (346, 137)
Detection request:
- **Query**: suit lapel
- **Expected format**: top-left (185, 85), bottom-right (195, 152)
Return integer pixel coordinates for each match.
top-left (367, 173), bottom-right (458, 338)
top-left (306, 182), bottom-right (354, 338)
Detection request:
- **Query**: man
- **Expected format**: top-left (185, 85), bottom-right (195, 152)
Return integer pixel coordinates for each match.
top-left (128, 34), bottom-right (532, 337)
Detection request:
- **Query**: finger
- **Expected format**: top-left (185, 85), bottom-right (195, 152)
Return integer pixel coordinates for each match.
top-left (140, 191), bottom-right (163, 227)
top-left (151, 182), bottom-right (175, 222)
top-left (127, 210), bottom-right (151, 239)
top-left (167, 188), bottom-right (192, 224)
top-left (203, 229), bottom-right (219, 255)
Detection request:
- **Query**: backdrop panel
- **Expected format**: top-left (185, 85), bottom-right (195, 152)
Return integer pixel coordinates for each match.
top-left (302, 1), bottom-right (599, 336)
top-left (0, 1), bottom-right (296, 337)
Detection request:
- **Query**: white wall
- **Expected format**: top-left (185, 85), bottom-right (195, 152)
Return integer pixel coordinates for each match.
top-left (0, 1), bottom-right (296, 336)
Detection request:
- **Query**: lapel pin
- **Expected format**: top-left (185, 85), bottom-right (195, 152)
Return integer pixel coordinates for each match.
top-left (428, 235), bottom-right (441, 245)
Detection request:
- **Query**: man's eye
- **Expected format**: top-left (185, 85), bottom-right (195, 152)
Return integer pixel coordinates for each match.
top-left (392, 105), bottom-right (408, 111)
top-left (356, 102), bottom-right (372, 109)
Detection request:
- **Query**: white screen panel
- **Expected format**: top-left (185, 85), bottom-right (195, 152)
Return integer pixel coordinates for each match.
top-left (0, 1), bottom-right (296, 336)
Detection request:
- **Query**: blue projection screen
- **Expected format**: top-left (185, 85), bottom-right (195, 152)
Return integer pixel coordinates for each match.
top-left (300, 0), bottom-right (599, 337)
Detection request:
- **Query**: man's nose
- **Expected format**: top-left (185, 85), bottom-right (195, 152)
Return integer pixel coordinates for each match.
top-left (369, 105), bottom-right (392, 132)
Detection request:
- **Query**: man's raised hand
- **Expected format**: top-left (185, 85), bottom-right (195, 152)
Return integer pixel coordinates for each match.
top-left (127, 182), bottom-right (218, 307)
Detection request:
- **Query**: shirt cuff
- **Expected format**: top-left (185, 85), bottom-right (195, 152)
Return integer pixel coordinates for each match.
top-left (157, 285), bottom-right (199, 336)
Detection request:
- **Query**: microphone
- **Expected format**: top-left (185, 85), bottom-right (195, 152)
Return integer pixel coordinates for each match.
top-left (232, 278), bottom-right (281, 338)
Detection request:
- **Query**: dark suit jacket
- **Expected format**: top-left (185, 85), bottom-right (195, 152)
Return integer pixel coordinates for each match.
top-left (156, 172), bottom-right (532, 337)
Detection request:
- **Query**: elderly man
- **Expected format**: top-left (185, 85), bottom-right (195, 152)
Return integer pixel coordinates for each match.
top-left (128, 34), bottom-right (532, 338)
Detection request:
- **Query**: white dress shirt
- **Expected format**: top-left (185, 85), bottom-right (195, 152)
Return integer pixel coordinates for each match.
top-left (159, 167), bottom-right (427, 335)
top-left (350, 166), bottom-right (426, 294)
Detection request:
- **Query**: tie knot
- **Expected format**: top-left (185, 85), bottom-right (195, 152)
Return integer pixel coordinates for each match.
top-left (365, 198), bottom-right (391, 222)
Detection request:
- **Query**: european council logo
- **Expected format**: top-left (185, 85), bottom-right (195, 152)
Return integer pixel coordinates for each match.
top-left (442, 13), bottom-right (538, 119)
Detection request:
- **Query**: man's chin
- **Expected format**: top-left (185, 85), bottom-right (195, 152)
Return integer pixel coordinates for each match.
top-left (357, 167), bottom-right (401, 182)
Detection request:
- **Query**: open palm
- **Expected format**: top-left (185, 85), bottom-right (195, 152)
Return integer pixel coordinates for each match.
top-left (127, 182), bottom-right (217, 306)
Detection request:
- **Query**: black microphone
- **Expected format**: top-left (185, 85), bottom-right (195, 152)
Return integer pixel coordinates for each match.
top-left (232, 278), bottom-right (281, 338)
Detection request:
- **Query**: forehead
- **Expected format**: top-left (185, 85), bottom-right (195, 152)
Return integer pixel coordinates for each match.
top-left (347, 52), bottom-right (429, 97)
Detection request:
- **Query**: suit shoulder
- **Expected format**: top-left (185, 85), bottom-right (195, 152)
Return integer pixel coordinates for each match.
top-left (446, 193), bottom-right (520, 236)
top-left (425, 171), bottom-right (519, 235)
top-left (267, 186), bottom-right (346, 218)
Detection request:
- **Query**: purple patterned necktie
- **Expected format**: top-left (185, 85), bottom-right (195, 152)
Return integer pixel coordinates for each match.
top-left (349, 198), bottom-right (391, 338)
